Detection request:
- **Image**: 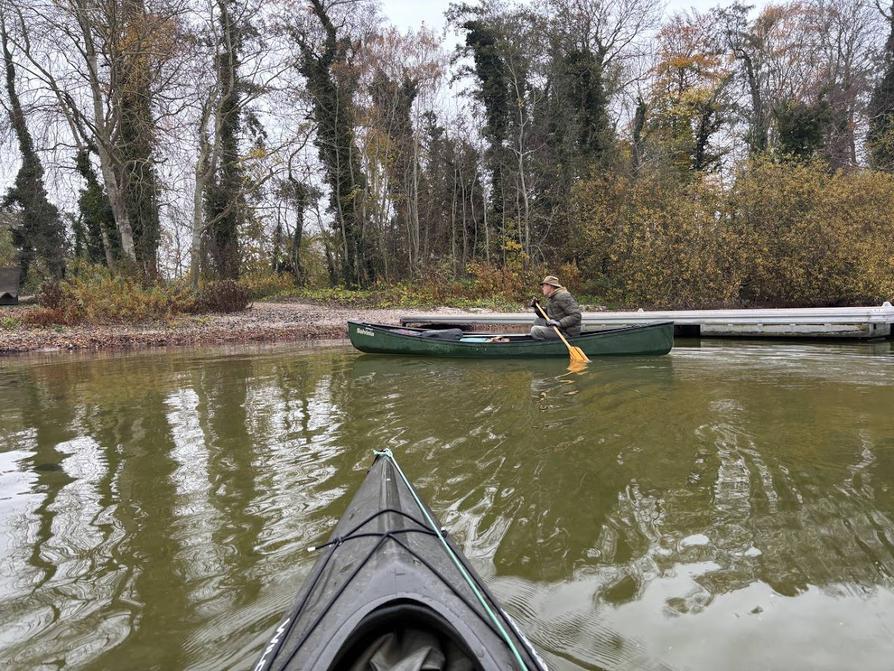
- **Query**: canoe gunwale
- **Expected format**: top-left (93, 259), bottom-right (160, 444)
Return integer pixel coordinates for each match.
top-left (349, 319), bottom-right (673, 344)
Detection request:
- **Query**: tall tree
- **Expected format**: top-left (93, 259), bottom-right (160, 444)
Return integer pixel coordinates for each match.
top-left (548, 0), bottom-right (660, 171)
top-left (360, 25), bottom-right (449, 275)
top-left (368, 69), bottom-right (418, 277)
top-left (203, 0), bottom-right (247, 280)
top-left (809, 0), bottom-right (878, 169)
top-left (868, 0), bottom-right (894, 170)
top-left (646, 13), bottom-right (733, 175)
top-left (289, 0), bottom-right (372, 287)
top-left (450, 3), bottom-right (551, 256)
top-left (0, 7), bottom-right (65, 281)
top-left (116, 0), bottom-right (164, 277)
top-left (448, 2), bottom-right (512, 229)
top-left (715, 3), bottom-right (774, 154)
top-left (6, 0), bottom-right (183, 274)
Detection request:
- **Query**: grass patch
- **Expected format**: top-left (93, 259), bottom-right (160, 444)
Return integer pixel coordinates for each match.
top-left (1, 315), bottom-right (21, 330)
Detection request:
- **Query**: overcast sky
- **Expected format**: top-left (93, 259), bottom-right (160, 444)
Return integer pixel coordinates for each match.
top-left (379, 0), bottom-right (729, 36)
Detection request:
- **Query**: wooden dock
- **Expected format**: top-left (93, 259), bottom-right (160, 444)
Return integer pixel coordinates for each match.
top-left (401, 303), bottom-right (894, 340)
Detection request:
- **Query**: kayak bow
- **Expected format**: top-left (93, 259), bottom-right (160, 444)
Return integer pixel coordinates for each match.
top-left (254, 449), bottom-right (548, 671)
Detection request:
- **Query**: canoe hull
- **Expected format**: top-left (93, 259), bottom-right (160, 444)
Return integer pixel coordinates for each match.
top-left (348, 320), bottom-right (673, 357)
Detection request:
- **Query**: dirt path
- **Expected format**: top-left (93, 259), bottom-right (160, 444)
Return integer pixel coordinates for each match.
top-left (0, 301), bottom-right (478, 355)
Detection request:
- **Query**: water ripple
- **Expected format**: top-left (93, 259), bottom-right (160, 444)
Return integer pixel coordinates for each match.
top-left (0, 341), bottom-right (892, 669)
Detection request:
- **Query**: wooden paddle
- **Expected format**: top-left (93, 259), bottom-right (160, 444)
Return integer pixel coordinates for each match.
top-left (532, 301), bottom-right (590, 364)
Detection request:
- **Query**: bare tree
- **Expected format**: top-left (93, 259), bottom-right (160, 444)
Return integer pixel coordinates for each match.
top-left (548, 0), bottom-right (662, 93)
top-left (809, 0), bottom-right (880, 168)
top-left (5, 0), bottom-right (185, 272)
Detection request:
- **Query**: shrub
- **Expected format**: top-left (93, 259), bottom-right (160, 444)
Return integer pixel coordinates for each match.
top-left (37, 281), bottom-right (65, 310)
top-left (198, 279), bottom-right (252, 313)
top-left (569, 159), bottom-right (894, 309)
top-left (730, 158), bottom-right (894, 306)
top-left (465, 240), bottom-right (549, 303)
top-left (239, 270), bottom-right (297, 299)
top-left (30, 265), bottom-right (199, 325)
top-left (571, 173), bottom-right (745, 308)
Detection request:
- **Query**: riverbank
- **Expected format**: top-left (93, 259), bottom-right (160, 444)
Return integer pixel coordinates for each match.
top-left (0, 301), bottom-right (476, 355)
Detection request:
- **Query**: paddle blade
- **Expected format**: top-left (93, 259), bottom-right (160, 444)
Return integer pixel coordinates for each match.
top-left (566, 359), bottom-right (589, 374)
top-left (569, 346), bottom-right (590, 364)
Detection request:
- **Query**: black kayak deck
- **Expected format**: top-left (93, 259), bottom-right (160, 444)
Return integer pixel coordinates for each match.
top-left (255, 450), bottom-right (548, 671)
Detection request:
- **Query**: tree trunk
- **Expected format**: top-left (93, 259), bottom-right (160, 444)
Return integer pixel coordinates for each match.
top-left (116, 0), bottom-right (162, 277)
top-left (69, 2), bottom-right (137, 263)
top-left (204, 0), bottom-right (244, 280)
top-left (191, 92), bottom-right (218, 288)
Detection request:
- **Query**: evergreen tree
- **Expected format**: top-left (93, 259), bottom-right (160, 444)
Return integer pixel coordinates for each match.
top-left (775, 98), bottom-right (831, 160)
top-left (0, 11), bottom-right (65, 281)
top-left (449, 4), bottom-right (511, 222)
top-left (561, 48), bottom-right (612, 161)
top-left (75, 148), bottom-right (120, 265)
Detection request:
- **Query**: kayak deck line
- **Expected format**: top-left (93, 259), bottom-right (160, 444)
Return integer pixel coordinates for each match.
top-left (261, 518), bottom-right (437, 669)
top-left (306, 508), bottom-right (439, 553)
top-left (374, 448), bottom-right (534, 670)
top-left (255, 451), bottom-right (549, 671)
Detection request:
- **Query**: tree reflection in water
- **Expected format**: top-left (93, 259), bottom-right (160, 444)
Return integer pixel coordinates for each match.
top-left (0, 341), bottom-right (891, 670)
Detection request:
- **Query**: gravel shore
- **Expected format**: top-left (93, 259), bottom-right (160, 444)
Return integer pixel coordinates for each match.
top-left (0, 301), bottom-right (477, 355)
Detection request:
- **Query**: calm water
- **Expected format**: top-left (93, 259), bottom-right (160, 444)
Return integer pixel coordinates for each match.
top-left (1, 340), bottom-right (893, 670)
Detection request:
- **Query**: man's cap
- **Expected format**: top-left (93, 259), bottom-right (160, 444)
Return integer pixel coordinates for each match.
top-left (540, 275), bottom-right (562, 288)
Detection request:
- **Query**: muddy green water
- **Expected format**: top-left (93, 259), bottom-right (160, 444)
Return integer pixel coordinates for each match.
top-left (1, 340), bottom-right (893, 670)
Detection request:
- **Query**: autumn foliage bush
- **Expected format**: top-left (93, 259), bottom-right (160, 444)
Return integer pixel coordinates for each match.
top-left (571, 158), bottom-right (894, 308)
top-left (730, 158), bottom-right (894, 306)
top-left (466, 240), bottom-right (549, 302)
top-left (571, 173), bottom-right (745, 308)
top-left (197, 279), bottom-right (252, 313)
top-left (24, 265), bottom-right (196, 325)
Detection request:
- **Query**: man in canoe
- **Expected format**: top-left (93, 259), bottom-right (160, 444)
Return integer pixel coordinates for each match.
top-left (530, 275), bottom-right (582, 339)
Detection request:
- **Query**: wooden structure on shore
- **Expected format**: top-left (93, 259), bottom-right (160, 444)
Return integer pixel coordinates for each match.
top-left (401, 303), bottom-right (894, 340)
top-left (0, 267), bottom-right (20, 306)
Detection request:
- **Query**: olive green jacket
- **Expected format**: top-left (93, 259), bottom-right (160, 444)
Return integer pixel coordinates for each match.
top-left (545, 289), bottom-right (582, 336)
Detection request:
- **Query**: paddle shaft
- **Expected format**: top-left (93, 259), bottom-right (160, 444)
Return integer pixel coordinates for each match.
top-left (532, 301), bottom-right (574, 348)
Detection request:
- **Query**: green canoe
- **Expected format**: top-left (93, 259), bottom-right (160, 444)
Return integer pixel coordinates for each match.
top-left (348, 320), bottom-right (673, 358)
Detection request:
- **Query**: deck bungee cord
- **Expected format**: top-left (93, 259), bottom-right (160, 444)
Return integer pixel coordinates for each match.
top-left (373, 448), bottom-right (535, 671)
top-left (255, 507), bottom-right (438, 670)
top-left (255, 449), bottom-right (545, 671)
